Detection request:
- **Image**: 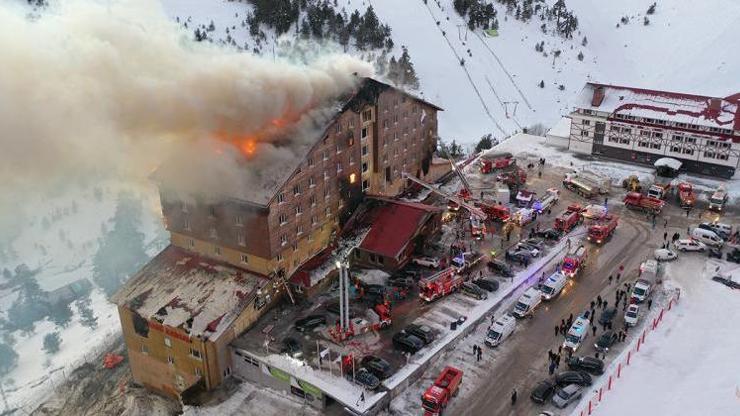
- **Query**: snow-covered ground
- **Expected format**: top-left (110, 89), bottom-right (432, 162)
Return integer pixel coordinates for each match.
top-left (587, 259), bottom-right (740, 416)
top-left (0, 180), bottom-right (166, 409)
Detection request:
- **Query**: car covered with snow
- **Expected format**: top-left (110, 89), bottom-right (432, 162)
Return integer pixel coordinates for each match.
top-left (487, 259), bottom-right (514, 277)
top-left (515, 241), bottom-right (541, 257)
top-left (567, 356), bottom-right (604, 375)
top-left (404, 324), bottom-right (435, 345)
top-left (624, 304), bottom-right (640, 327)
top-left (582, 204), bottom-right (607, 220)
top-left (392, 331), bottom-right (424, 354)
top-left (530, 379), bottom-right (556, 404)
top-left (360, 355), bottom-right (392, 380)
top-left (461, 282), bottom-right (488, 300)
top-left (654, 248), bottom-right (678, 261)
top-left (552, 384), bottom-right (584, 408)
top-left (351, 368), bottom-right (381, 390)
top-left (535, 228), bottom-right (563, 241)
top-left (674, 239), bottom-right (706, 252)
top-left (412, 256), bottom-right (441, 268)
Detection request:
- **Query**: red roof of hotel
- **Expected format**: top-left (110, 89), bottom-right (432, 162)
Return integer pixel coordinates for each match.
top-left (576, 83), bottom-right (740, 136)
top-left (359, 199), bottom-right (442, 259)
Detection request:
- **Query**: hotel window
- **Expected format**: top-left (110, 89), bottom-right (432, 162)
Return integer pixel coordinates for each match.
top-left (349, 173), bottom-right (357, 184)
top-left (362, 162), bottom-right (368, 173)
top-left (650, 143), bottom-right (661, 150)
top-left (276, 253), bottom-right (284, 261)
top-left (335, 122), bottom-right (342, 133)
top-left (670, 145), bottom-right (681, 153)
top-left (682, 148), bottom-right (694, 155)
top-left (310, 195), bottom-right (316, 207)
top-left (214, 245), bottom-right (222, 256)
top-left (307, 157), bottom-right (314, 167)
top-left (676, 122), bottom-right (687, 128)
top-left (182, 202), bottom-right (189, 213)
top-left (164, 337), bottom-right (172, 348)
top-left (280, 235), bottom-right (288, 246)
top-left (383, 119), bottom-right (389, 129)
top-left (167, 356), bottom-right (174, 365)
top-left (619, 138), bottom-right (630, 144)
top-left (309, 176), bottom-right (316, 187)
top-left (311, 215), bottom-right (318, 225)
top-left (361, 128), bottom-right (368, 139)
top-left (704, 151), bottom-right (716, 159)
top-left (323, 170), bottom-right (330, 180)
top-left (652, 132), bottom-right (663, 139)
top-left (394, 132), bottom-right (399, 141)
top-left (638, 141), bottom-right (648, 148)
top-left (393, 114), bottom-right (399, 124)
top-left (362, 180), bottom-right (370, 191)
top-left (349, 119), bottom-right (355, 128)
top-left (336, 162), bottom-right (342, 173)
top-left (362, 146), bottom-right (368, 156)
top-left (324, 188), bottom-right (330, 200)
top-left (277, 192), bottom-right (285, 204)
top-left (322, 150), bottom-right (328, 160)
top-left (293, 184), bottom-right (301, 196)
top-left (347, 135), bottom-right (354, 146)
top-left (583, 120), bottom-right (591, 126)
top-left (608, 136), bottom-right (619, 144)
top-left (362, 109), bottom-right (372, 122)
top-left (237, 234), bottom-right (246, 246)
top-left (184, 218), bottom-right (191, 231)
top-left (240, 254), bottom-right (249, 263)
top-left (140, 344), bottom-right (148, 354)
top-left (325, 206), bottom-right (331, 217)
top-left (297, 225), bottom-right (304, 235)
top-left (195, 367), bottom-right (202, 377)
top-left (235, 215), bottom-right (243, 226)
top-left (717, 153), bottom-right (728, 160)
top-left (672, 134), bottom-right (682, 142)
top-left (209, 205), bottom-right (216, 217)
top-left (190, 348), bottom-right (202, 360)
top-left (581, 131), bottom-right (589, 137)
top-left (640, 130), bottom-right (650, 137)
top-left (292, 243), bottom-right (298, 252)
top-left (349, 155), bottom-right (355, 165)
top-left (336, 144), bottom-right (341, 154)
top-left (209, 227), bottom-right (217, 238)
top-left (188, 238), bottom-right (195, 248)
top-left (279, 213), bottom-right (287, 225)
top-left (295, 204), bottom-right (303, 216)
top-left (719, 142), bottom-right (730, 149)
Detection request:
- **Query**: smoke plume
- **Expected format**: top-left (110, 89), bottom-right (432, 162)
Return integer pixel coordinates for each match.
top-left (0, 0), bottom-right (373, 208)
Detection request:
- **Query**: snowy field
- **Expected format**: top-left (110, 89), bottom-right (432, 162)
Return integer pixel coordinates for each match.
top-left (588, 259), bottom-right (740, 416)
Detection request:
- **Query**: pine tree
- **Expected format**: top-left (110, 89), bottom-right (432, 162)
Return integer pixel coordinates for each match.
top-left (539, 80), bottom-right (545, 88)
top-left (475, 134), bottom-right (494, 152)
top-left (647, 2), bottom-right (657, 15)
top-left (43, 332), bottom-right (61, 354)
top-left (577, 51), bottom-right (584, 61)
top-left (398, 46), bottom-right (420, 89)
top-left (582, 36), bottom-right (588, 46)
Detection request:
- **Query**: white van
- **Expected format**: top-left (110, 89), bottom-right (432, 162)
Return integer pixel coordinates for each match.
top-left (512, 287), bottom-right (542, 318)
top-left (691, 228), bottom-right (724, 248)
top-left (563, 316), bottom-right (590, 351)
top-left (631, 279), bottom-right (652, 303)
top-left (485, 314), bottom-right (516, 347)
top-left (640, 259), bottom-right (659, 283)
top-left (540, 272), bottom-right (567, 300)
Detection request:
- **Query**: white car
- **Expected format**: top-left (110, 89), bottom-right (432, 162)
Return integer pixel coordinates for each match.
top-left (674, 239), bottom-right (706, 252)
top-left (412, 256), bottom-right (440, 268)
top-left (582, 204), bottom-right (607, 220)
top-left (654, 248), bottom-right (678, 261)
top-left (624, 304), bottom-right (640, 326)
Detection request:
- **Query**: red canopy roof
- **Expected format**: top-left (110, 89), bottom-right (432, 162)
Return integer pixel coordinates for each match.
top-left (359, 200), bottom-right (441, 259)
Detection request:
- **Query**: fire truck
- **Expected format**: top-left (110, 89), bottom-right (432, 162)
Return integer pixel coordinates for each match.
top-left (515, 189), bottom-right (535, 208)
top-left (419, 268), bottom-right (465, 302)
top-left (562, 174), bottom-right (599, 199)
top-left (497, 167), bottom-right (528, 191)
top-left (587, 215), bottom-right (618, 244)
top-left (329, 304), bottom-right (392, 342)
top-left (554, 204), bottom-right (583, 232)
top-left (479, 152), bottom-right (514, 174)
top-left (421, 366), bottom-right (463, 416)
top-left (470, 216), bottom-right (487, 240)
top-left (647, 183), bottom-right (672, 200)
top-left (677, 182), bottom-right (696, 208)
top-left (533, 188), bottom-right (560, 214)
top-left (562, 245), bottom-right (587, 277)
top-left (477, 202), bottom-right (511, 222)
top-left (623, 192), bottom-right (665, 214)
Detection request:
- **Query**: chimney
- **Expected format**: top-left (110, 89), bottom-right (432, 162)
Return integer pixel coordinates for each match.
top-left (591, 86), bottom-right (605, 107)
top-left (709, 98), bottom-right (721, 111)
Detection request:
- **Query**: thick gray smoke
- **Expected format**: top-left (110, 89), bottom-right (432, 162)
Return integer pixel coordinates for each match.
top-left (0, 0), bottom-right (373, 210)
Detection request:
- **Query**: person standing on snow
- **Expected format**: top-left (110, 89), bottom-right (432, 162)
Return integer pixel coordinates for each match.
top-left (511, 389), bottom-right (517, 406)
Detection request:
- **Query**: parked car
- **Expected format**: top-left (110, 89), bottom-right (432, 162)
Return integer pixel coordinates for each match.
top-left (523, 238), bottom-right (546, 249)
top-left (530, 379), bottom-right (556, 404)
top-left (535, 228), bottom-right (563, 241)
top-left (404, 324), bottom-right (435, 345)
top-left (555, 371), bottom-right (592, 387)
top-left (594, 331), bottom-right (618, 352)
top-left (726, 248), bottom-right (740, 264)
top-left (360, 355), bottom-right (392, 380)
top-left (281, 337), bottom-right (302, 357)
top-left (707, 247), bottom-right (723, 259)
top-left (388, 276), bottom-right (415, 289)
top-left (598, 307), bottom-right (617, 326)
top-left (567, 356), bottom-right (604, 375)
top-left (654, 248), bottom-right (678, 261)
top-left (412, 256), bottom-right (440, 268)
top-left (487, 260), bottom-right (514, 277)
top-left (352, 368), bottom-right (381, 391)
top-left (392, 332), bottom-right (424, 354)
top-left (624, 304), bottom-right (640, 327)
top-left (294, 315), bottom-right (326, 332)
top-left (461, 282), bottom-right (488, 300)
top-left (711, 274), bottom-right (740, 289)
top-left (516, 242), bottom-right (541, 257)
top-left (552, 384), bottom-right (584, 409)
top-left (674, 239), bottom-right (706, 252)
top-left (505, 249), bottom-right (533, 265)
top-left (698, 222), bottom-right (731, 240)
top-left (474, 278), bottom-right (500, 292)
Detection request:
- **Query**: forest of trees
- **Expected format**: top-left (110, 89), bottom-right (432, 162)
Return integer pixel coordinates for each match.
top-left (494, 0), bottom-right (579, 38)
top-left (453, 0), bottom-right (499, 31)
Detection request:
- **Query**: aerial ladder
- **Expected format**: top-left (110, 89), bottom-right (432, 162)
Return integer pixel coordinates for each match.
top-left (402, 173), bottom-right (487, 220)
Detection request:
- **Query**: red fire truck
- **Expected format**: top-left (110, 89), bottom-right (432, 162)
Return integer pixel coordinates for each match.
top-left (677, 182), bottom-right (695, 208)
top-left (477, 202), bottom-right (511, 222)
top-left (554, 204), bottom-right (583, 232)
top-left (587, 215), bottom-right (619, 244)
top-left (419, 268), bottom-right (464, 302)
top-left (562, 245), bottom-right (588, 277)
top-left (479, 152), bottom-right (514, 174)
top-left (623, 192), bottom-right (665, 214)
top-left (421, 366), bottom-right (463, 415)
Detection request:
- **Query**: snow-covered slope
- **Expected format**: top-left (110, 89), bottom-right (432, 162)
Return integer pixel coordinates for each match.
top-left (159, 0), bottom-right (740, 145)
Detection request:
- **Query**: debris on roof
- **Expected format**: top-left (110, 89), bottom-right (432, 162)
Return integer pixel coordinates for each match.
top-left (112, 245), bottom-right (267, 339)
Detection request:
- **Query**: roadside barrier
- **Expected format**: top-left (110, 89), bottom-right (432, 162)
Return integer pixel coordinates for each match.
top-left (572, 288), bottom-right (681, 416)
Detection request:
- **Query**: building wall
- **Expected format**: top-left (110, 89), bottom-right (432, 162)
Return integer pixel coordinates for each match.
top-left (570, 108), bottom-right (740, 178)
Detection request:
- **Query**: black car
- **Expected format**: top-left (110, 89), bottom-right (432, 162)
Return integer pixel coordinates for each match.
top-left (568, 356), bottom-right (604, 375)
top-left (474, 278), bottom-right (500, 292)
top-left (535, 228), bottom-right (563, 241)
top-left (523, 238), bottom-right (545, 249)
top-left (360, 355), bottom-right (392, 379)
top-left (707, 247), bottom-right (723, 259)
top-left (505, 249), bottom-right (532, 265)
top-left (294, 315), bottom-right (327, 332)
top-left (555, 371), bottom-right (592, 387)
top-left (351, 368), bottom-right (381, 390)
top-left (727, 248), bottom-right (740, 264)
top-left (487, 260), bottom-right (514, 277)
top-left (595, 331), bottom-right (618, 352)
top-left (530, 379), bottom-right (556, 403)
top-left (405, 324), bottom-right (435, 345)
top-left (392, 332), bottom-right (424, 354)
top-left (598, 307), bottom-right (617, 326)
top-left (280, 337), bottom-right (302, 357)
top-left (711, 274), bottom-right (740, 289)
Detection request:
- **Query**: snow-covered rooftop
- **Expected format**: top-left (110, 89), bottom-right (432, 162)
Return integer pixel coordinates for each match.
top-left (547, 116), bottom-right (572, 138)
top-left (112, 245), bottom-right (267, 339)
top-left (574, 83), bottom-right (740, 132)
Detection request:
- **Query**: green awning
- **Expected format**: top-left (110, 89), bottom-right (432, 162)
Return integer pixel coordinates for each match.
top-left (484, 29), bottom-right (499, 37)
